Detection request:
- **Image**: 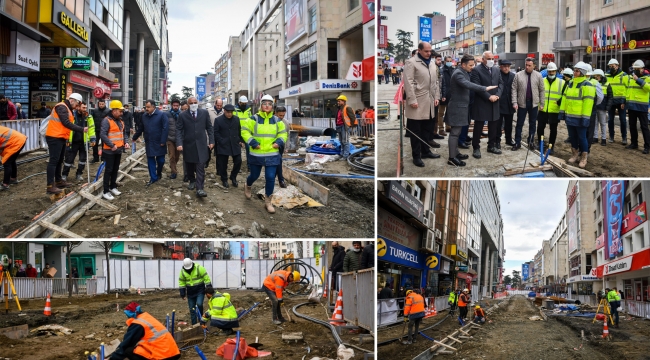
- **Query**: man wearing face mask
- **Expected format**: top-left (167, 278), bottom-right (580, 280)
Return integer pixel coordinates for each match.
top-left (537, 62), bottom-right (564, 154)
top-left (234, 96), bottom-right (253, 171)
top-left (328, 242), bottom-right (346, 291)
top-left (343, 241), bottom-right (364, 273)
top-left (470, 51), bottom-right (504, 158)
top-left (165, 99), bottom-right (182, 179)
top-left (132, 100), bottom-right (169, 186)
top-left (606, 59), bottom-right (629, 144)
top-left (91, 99), bottom-right (110, 163)
top-left (206, 99), bottom-right (225, 172)
top-left (62, 101), bottom-right (96, 182)
top-left (176, 97), bottom-right (214, 197)
top-left (625, 60), bottom-right (650, 154)
top-left (438, 56), bottom-right (454, 136)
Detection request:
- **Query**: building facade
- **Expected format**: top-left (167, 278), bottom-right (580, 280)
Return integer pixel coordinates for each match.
top-left (565, 180), bottom-right (598, 295)
top-left (0, 241), bottom-right (66, 278)
top-left (455, 0), bottom-right (488, 57)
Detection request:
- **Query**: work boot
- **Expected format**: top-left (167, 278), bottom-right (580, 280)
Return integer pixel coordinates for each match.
top-left (0, 184), bottom-right (9, 191)
top-left (244, 184), bottom-right (252, 199)
top-left (265, 195), bottom-right (276, 214)
top-left (568, 148), bottom-right (580, 164)
top-left (46, 185), bottom-right (63, 194)
top-left (279, 179), bottom-right (287, 188)
top-left (61, 175), bottom-right (67, 182)
top-left (578, 152), bottom-right (589, 169)
top-left (273, 320), bottom-right (282, 325)
top-left (76, 174), bottom-right (84, 181)
top-left (8, 178), bottom-right (17, 185)
top-left (622, 138), bottom-right (628, 145)
top-left (55, 180), bottom-right (70, 188)
top-left (188, 181), bottom-right (196, 190)
top-left (601, 139), bottom-right (607, 146)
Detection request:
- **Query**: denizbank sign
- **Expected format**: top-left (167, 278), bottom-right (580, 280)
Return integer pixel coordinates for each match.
top-left (280, 79), bottom-right (360, 98)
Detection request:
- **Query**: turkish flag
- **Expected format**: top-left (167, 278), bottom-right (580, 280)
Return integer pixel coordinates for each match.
top-left (362, 56), bottom-right (375, 82)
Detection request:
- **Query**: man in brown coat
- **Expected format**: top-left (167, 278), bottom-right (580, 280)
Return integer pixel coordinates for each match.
top-left (511, 57), bottom-right (545, 150)
top-left (403, 42), bottom-right (442, 167)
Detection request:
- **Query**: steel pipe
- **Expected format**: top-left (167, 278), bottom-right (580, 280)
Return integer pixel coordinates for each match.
top-left (286, 124), bottom-right (337, 138)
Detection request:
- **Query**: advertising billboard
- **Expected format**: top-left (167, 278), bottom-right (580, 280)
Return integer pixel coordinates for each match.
top-left (195, 76), bottom-right (206, 101)
top-left (418, 16), bottom-right (432, 43)
top-left (492, 0), bottom-right (502, 29)
top-left (604, 180), bottom-right (625, 259)
top-left (522, 263), bottom-right (529, 281)
top-left (378, 25), bottom-right (388, 48)
top-left (568, 201), bottom-right (578, 254)
top-left (285, 0), bottom-right (307, 46)
top-left (621, 202), bottom-right (647, 235)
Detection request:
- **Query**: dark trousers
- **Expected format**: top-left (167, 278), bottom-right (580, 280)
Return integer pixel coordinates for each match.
top-left (63, 142), bottom-right (87, 177)
top-left (186, 162), bottom-right (205, 190)
top-left (407, 316), bottom-right (423, 341)
top-left (587, 107), bottom-right (597, 150)
top-left (473, 120), bottom-right (500, 149)
top-left (610, 301), bottom-right (619, 326)
top-left (459, 305), bottom-right (468, 319)
top-left (102, 153), bottom-right (121, 194)
top-left (206, 147), bottom-right (212, 168)
top-left (537, 111), bottom-right (559, 148)
top-left (247, 164), bottom-right (277, 197)
top-left (147, 155), bottom-right (165, 182)
top-left (264, 287), bottom-right (283, 321)
top-left (608, 105), bottom-right (627, 140)
top-left (406, 118), bottom-right (434, 159)
top-left (515, 100), bottom-right (538, 145)
top-left (628, 110), bottom-right (650, 149)
top-left (92, 141), bottom-right (100, 161)
top-left (448, 126), bottom-right (463, 159)
top-left (217, 154), bottom-right (242, 182)
top-left (500, 113), bottom-right (514, 144)
top-left (459, 125), bottom-right (469, 144)
top-left (46, 136), bottom-right (66, 186)
top-left (3, 143), bottom-right (24, 184)
top-left (424, 115), bottom-right (437, 142)
top-left (276, 144), bottom-right (285, 182)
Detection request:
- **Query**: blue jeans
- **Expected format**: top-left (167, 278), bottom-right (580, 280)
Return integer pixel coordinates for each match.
top-left (515, 100), bottom-right (539, 145)
top-left (567, 125), bottom-right (589, 153)
top-left (337, 125), bottom-right (351, 157)
top-left (147, 155), bottom-right (165, 182)
top-left (459, 125), bottom-right (469, 144)
top-left (247, 164), bottom-right (278, 196)
top-left (187, 291), bottom-right (205, 325)
top-left (608, 105), bottom-right (627, 140)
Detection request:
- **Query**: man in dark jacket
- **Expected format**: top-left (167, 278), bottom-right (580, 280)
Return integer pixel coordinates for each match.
top-left (214, 104), bottom-right (242, 188)
top-left (470, 51), bottom-right (504, 158)
top-left (90, 99), bottom-right (110, 163)
top-left (359, 242), bottom-right (374, 270)
top-left (133, 99), bottom-right (169, 186)
top-left (498, 60), bottom-right (517, 146)
top-left (165, 99), bottom-right (181, 179)
top-left (206, 99), bottom-right (224, 171)
top-left (0, 94), bottom-right (17, 120)
top-left (62, 101), bottom-right (96, 182)
top-left (133, 105), bottom-right (144, 136)
top-left (329, 242), bottom-right (345, 290)
top-left (438, 56), bottom-right (454, 136)
top-left (36, 102), bottom-right (51, 118)
top-left (15, 103), bottom-right (27, 119)
top-left (122, 103), bottom-right (134, 140)
top-left (343, 241), bottom-right (363, 272)
top-left (176, 96), bottom-right (214, 197)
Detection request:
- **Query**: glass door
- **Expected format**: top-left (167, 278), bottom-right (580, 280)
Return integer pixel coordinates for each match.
top-left (635, 280), bottom-right (643, 301)
top-left (34, 252), bottom-right (42, 276)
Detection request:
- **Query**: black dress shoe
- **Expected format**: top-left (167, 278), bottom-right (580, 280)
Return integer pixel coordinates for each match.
top-left (626, 144), bottom-right (638, 149)
top-left (466, 136), bottom-right (473, 142)
top-left (413, 158), bottom-right (425, 167)
top-left (644, 148), bottom-right (650, 154)
top-left (222, 180), bottom-right (230, 188)
top-left (487, 147), bottom-right (502, 155)
top-left (457, 153), bottom-right (469, 160)
top-left (426, 140), bottom-right (441, 148)
top-left (472, 149), bottom-right (481, 159)
top-left (196, 189), bottom-right (207, 197)
top-left (170, 173), bottom-right (177, 179)
top-left (145, 179), bottom-right (157, 187)
top-left (511, 144), bottom-right (521, 151)
top-left (447, 157), bottom-right (466, 166)
top-left (231, 179), bottom-right (239, 187)
top-left (279, 179), bottom-right (288, 188)
top-left (458, 143), bottom-right (470, 149)
top-left (506, 140), bottom-right (516, 146)
top-left (496, 143), bottom-right (502, 149)
top-left (188, 181), bottom-right (196, 190)
top-left (432, 134), bottom-right (444, 140)
top-left (183, 175), bottom-right (189, 182)
top-left (422, 152), bottom-right (441, 159)
top-left (529, 143), bottom-right (537, 151)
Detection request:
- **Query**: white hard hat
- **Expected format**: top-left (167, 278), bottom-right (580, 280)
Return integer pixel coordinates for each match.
top-left (546, 62), bottom-right (557, 71)
top-left (239, 95), bottom-right (248, 103)
top-left (593, 69), bottom-right (605, 77)
top-left (463, 288), bottom-right (469, 292)
top-left (607, 58), bottom-right (619, 66)
top-left (585, 64), bottom-right (593, 75)
top-left (183, 258), bottom-right (193, 270)
top-left (563, 68), bottom-right (574, 76)
top-left (633, 59), bottom-right (645, 69)
top-left (574, 61), bottom-right (590, 73)
top-left (261, 94), bottom-right (274, 102)
top-left (69, 93), bottom-right (83, 102)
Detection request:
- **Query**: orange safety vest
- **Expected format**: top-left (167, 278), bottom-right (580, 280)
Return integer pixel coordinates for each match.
top-left (342, 105), bottom-right (358, 127)
top-left (365, 109), bottom-right (375, 124)
top-left (103, 117), bottom-right (125, 150)
top-left (458, 293), bottom-right (468, 307)
top-left (126, 312), bottom-right (180, 359)
top-left (45, 102), bottom-right (74, 139)
top-left (404, 293), bottom-right (425, 316)
top-left (263, 270), bottom-right (290, 301)
top-left (0, 126), bottom-right (27, 164)
top-left (475, 308), bottom-right (485, 318)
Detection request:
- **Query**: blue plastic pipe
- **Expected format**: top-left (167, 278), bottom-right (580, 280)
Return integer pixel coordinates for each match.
top-left (166, 314), bottom-right (169, 331)
top-left (194, 345), bottom-right (208, 360)
top-left (232, 330), bottom-right (241, 360)
top-left (171, 310), bottom-right (175, 337)
top-left (290, 167), bottom-right (374, 179)
top-left (237, 302), bottom-right (261, 320)
top-left (419, 332), bottom-right (435, 341)
top-left (540, 136), bottom-right (544, 164)
top-left (195, 306), bottom-right (202, 323)
top-left (100, 343), bottom-right (105, 360)
top-left (94, 161), bottom-right (105, 182)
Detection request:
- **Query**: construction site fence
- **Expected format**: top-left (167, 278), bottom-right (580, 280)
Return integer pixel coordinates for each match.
top-left (0, 277), bottom-right (107, 301)
top-left (0, 119), bottom-right (47, 153)
top-left (296, 117), bottom-right (375, 138)
top-left (102, 258), bottom-right (323, 291)
top-left (621, 299), bottom-right (650, 319)
top-left (377, 296), bottom-right (453, 327)
top-left (567, 294), bottom-right (597, 306)
top-left (339, 268), bottom-right (375, 332)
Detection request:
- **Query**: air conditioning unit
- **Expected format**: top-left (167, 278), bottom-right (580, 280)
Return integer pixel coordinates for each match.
top-left (422, 215), bottom-right (430, 228)
top-left (425, 210), bottom-right (435, 229)
top-left (433, 242), bottom-right (441, 254)
top-left (421, 230), bottom-right (436, 253)
top-left (435, 228), bottom-right (442, 240)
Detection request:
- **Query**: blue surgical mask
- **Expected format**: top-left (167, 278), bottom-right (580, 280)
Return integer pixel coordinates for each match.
top-left (446, 62), bottom-right (453, 67)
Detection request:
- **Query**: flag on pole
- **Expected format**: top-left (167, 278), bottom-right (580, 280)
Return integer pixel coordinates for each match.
top-left (607, 23), bottom-right (611, 46)
top-left (622, 21), bottom-right (626, 42)
top-left (592, 27), bottom-right (597, 47)
top-left (616, 20), bottom-right (621, 46)
top-left (602, 25), bottom-right (606, 47)
top-left (597, 25), bottom-right (601, 47)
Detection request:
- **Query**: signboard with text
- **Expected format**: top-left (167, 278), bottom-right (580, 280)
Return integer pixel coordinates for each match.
top-left (195, 76), bottom-right (206, 101)
top-left (604, 180), bottom-right (625, 259)
top-left (378, 208), bottom-right (420, 250)
top-left (418, 16), bottom-right (432, 43)
top-left (377, 236), bottom-right (439, 271)
top-left (386, 181), bottom-right (424, 222)
top-left (522, 263), bottom-right (529, 281)
top-left (568, 202), bottom-right (578, 254)
top-left (491, 0), bottom-right (502, 29)
top-left (622, 202), bottom-right (647, 235)
top-left (62, 57), bottom-right (91, 71)
top-left (285, 0), bottom-right (308, 46)
top-left (379, 25), bottom-right (387, 48)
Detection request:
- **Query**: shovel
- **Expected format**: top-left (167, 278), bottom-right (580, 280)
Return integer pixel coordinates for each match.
top-left (399, 319), bottom-right (409, 345)
top-left (282, 303), bottom-right (295, 323)
top-left (249, 336), bottom-right (264, 350)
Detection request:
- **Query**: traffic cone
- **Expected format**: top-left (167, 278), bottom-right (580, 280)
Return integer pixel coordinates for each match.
top-left (329, 289), bottom-right (345, 326)
top-left (603, 318), bottom-right (609, 338)
top-left (44, 293), bottom-right (52, 316)
top-left (323, 284), bottom-right (328, 299)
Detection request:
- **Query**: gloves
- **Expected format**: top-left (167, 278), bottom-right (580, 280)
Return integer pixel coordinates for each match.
top-left (404, 317), bottom-right (408, 323)
top-left (90, 142), bottom-right (96, 147)
top-left (278, 299), bottom-right (284, 306)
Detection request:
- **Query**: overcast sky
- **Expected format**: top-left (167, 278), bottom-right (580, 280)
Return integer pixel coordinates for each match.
top-left (166, 0), bottom-right (259, 97)
top-left (495, 180), bottom-right (570, 278)
top-left (380, 0), bottom-right (456, 44)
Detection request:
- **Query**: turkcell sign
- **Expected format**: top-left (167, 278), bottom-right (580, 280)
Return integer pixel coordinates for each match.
top-left (378, 236), bottom-right (426, 269)
top-left (604, 255), bottom-right (633, 275)
top-left (419, 16), bottom-right (432, 43)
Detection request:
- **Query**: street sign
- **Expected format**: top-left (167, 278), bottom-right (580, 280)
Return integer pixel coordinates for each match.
top-left (382, 6), bottom-right (392, 12)
top-left (62, 57), bottom-right (91, 71)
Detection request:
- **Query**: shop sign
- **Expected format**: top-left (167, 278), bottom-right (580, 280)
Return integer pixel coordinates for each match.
top-left (568, 184), bottom-right (578, 207)
top-left (41, 47), bottom-right (60, 56)
top-left (93, 87), bottom-right (105, 99)
top-left (40, 57), bottom-right (61, 69)
top-left (345, 62), bottom-right (363, 81)
top-left (379, 25), bottom-right (387, 48)
top-left (319, 80), bottom-right (360, 91)
top-left (362, 1), bottom-right (375, 24)
top-left (457, 249), bottom-right (468, 260)
top-left (603, 255), bottom-right (633, 276)
top-left (418, 16), bottom-right (432, 43)
top-left (568, 275), bottom-right (599, 283)
top-left (30, 69), bottom-right (59, 91)
top-left (621, 202), bottom-right (646, 235)
top-left (7, 31), bottom-right (40, 71)
top-left (377, 236), bottom-right (439, 270)
top-left (58, 11), bottom-right (89, 42)
top-left (378, 208), bottom-right (420, 249)
top-left (596, 233), bottom-right (605, 250)
top-left (62, 57), bottom-right (92, 71)
top-left (110, 83), bottom-right (121, 89)
top-left (60, 73), bottom-right (67, 101)
top-left (112, 241), bottom-right (153, 256)
top-left (386, 181), bottom-right (424, 222)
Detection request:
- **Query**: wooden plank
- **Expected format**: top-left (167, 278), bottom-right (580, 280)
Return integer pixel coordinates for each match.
top-left (282, 332), bottom-right (304, 340)
top-left (0, 324), bottom-right (29, 339)
top-left (118, 170), bottom-right (136, 179)
top-left (78, 191), bottom-right (119, 211)
top-left (432, 340), bottom-right (457, 351)
top-left (448, 336), bottom-right (462, 344)
top-left (127, 157), bottom-right (150, 168)
top-left (113, 214), bottom-right (121, 225)
top-left (503, 165), bottom-right (553, 176)
top-left (39, 221), bottom-right (83, 238)
top-left (282, 166), bottom-right (330, 206)
top-left (560, 163), bottom-right (595, 177)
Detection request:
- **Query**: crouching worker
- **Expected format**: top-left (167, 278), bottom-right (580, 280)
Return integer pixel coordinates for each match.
top-left (263, 269), bottom-right (300, 325)
top-left (112, 302), bottom-right (181, 360)
top-left (201, 289), bottom-right (239, 335)
top-left (473, 305), bottom-right (486, 324)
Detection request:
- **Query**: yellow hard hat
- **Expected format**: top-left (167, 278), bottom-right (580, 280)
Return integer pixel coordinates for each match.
top-left (336, 95), bottom-right (347, 102)
top-left (406, 290), bottom-right (413, 296)
top-left (291, 270), bottom-right (300, 281)
top-left (475, 305), bottom-right (481, 309)
top-left (109, 100), bottom-right (124, 110)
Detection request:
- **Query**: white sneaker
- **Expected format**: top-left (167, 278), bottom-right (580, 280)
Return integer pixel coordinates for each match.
top-left (110, 188), bottom-right (122, 196)
top-left (103, 192), bottom-right (115, 201)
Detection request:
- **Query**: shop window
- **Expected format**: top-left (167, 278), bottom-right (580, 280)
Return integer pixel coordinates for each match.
top-left (565, 6), bottom-right (569, 18)
top-left (349, 0), bottom-right (359, 11)
top-left (309, 6), bottom-right (317, 34)
top-left (328, 40), bottom-right (339, 79)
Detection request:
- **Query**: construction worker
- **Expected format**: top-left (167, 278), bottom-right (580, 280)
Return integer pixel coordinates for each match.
top-left (335, 94), bottom-right (357, 159)
top-left (44, 93), bottom-right (88, 194)
top-left (559, 61), bottom-right (596, 169)
top-left (403, 289), bottom-right (426, 345)
top-left (586, 66), bottom-right (604, 151)
top-left (607, 287), bottom-right (620, 328)
top-left (0, 125), bottom-right (27, 191)
top-left (606, 58), bottom-right (630, 144)
top-left (473, 305), bottom-right (486, 324)
top-left (100, 100), bottom-right (130, 201)
top-left (263, 269), bottom-right (300, 325)
top-left (62, 101), bottom-right (96, 182)
top-left (111, 302), bottom-right (181, 360)
top-left (447, 288), bottom-right (459, 313)
top-left (241, 94), bottom-right (287, 214)
top-left (235, 95), bottom-right (253, 171)
top-left (458, 288), bottom-right (470, 321)
top-left (593, 69), bottom-right (613, 146)
top-left (625, 59), bottom-right (650, 153)
top-left (537, 62), bottom-right (564, 154)
top-left (178, 258), bottom-right (213, 325)
top-left (201, 288), bottom-right (239, 335)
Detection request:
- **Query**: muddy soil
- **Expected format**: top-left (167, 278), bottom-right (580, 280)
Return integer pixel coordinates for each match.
top-left (0, 289), bottom-right (370, 360)
top-left (1, 149), bottom-right (374, 238)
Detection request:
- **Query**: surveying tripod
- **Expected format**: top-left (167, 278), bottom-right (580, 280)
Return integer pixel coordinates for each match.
top-left (592, 297), bottom-right (614, 324)
top-left (0, 266), bottom-right (22, 313)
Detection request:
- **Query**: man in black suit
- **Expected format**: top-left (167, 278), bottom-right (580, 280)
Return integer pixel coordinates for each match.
top-left (90, 99), bottom-right (110, 163)
top-left (213, 104), bottom-right (243, 188)
top-left (470, 51), bottom-right (504, 158)
top-left (498, 59), bottom-right (517, 147)
top-left (176, 97), bottom-right (214, 197)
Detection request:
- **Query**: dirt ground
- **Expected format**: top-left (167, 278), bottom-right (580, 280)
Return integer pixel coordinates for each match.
top-left (0, 148), bottom-right (374, 238)
top-left (0, 289), bottom-right (371, 360)
top-left (377, 295), bottom-right (650, 359)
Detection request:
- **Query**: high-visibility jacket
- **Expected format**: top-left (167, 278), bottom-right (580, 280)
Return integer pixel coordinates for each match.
top-left (448, 291), bottom-right (456, 304)
top-left (541, 77), bottom-right (565, 114)
top-left (125, 312), bottom-right (180, 359)
top-left (342, 105), bottom-right (358, 127)
top-left (458, 293), bottom-right (469, 307)
top-left (626, 75), bottom-right (650, 112)
top-left (45, 102), bottom-right (74, 139)
top-left (234, 107), bottom-right (253, 122)
top-left (589, 78), bottom-right (604, 107)
top-left (202, 293), bottom-right (238, 322)
top-left (559, 76), bottom-right (596, 127)
top-left (178, 264), bottom-right (212, 298)
top-left (241, 111), bottom-right (287, 158)
top-left (404, 292), bottom-right (425, 316)
top-left (0, 126), bottom-right (27, 164)
top-left (103, 117), bottom-right (125, 150)
top-left (606, 69), bottom-right (630, 104)
top-left (607, 290), bottom-right (619, 303)
top-left (475, 308), bottom-right (486, 318)
top-left (69, 114), bottom-right (96, 144)
top-left (263, 270), bottom-right (291, 301)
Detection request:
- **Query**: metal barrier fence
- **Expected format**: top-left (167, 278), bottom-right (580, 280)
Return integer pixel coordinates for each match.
top-left (567, 294), bottom-right (597, 306)
top-left (294, 118), bottom-right (375, 139)
top-left (0, 119), bottom-right (46, 153)
top-left (350, 119), bottom-right (376, 139)
top-left (0, 277), bottom-right (106, 301)
top-left (621, 300), bottom-right (650, 319)
top-left (339, 268), bottom-right (375, 332)
top-left (378, 296), bottom-right (453, 328)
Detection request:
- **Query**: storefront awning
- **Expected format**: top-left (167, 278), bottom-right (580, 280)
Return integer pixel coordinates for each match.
top-left (38, 0), bottom-right (90, 48)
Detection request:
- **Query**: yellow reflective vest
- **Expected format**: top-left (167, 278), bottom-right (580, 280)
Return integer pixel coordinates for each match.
top-left (241, 111), bottom-right (287, 159)
top-left (68, 113), bottom-right (96, 143)
top-left (559, 76), bottom-right (596, 127)
top-left (626, 75), bottom-right (650, 112)
top-left (606, 69), bottom-right (630, 104)
top-left (202, 293), bottom-right (238, 322)
top-left (541, 77), bottom-right (564, 114)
